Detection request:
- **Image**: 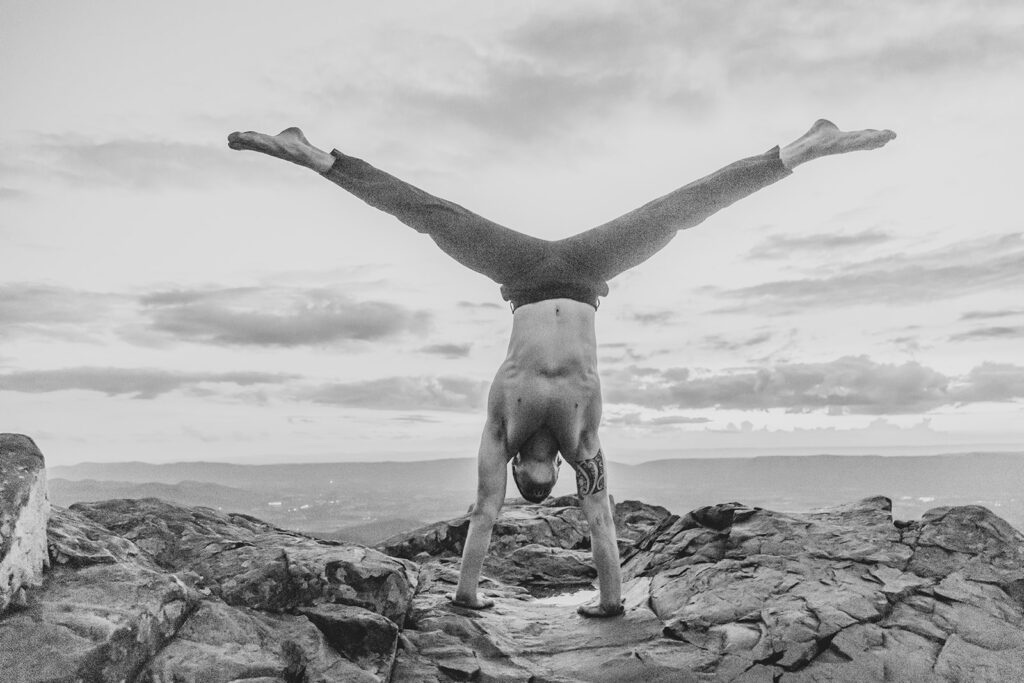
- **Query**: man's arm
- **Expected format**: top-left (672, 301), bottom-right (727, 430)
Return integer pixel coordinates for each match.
top-left (572, 448), bottom-right (624, 617)
top-left (452, 425), bottom-right (508, 609)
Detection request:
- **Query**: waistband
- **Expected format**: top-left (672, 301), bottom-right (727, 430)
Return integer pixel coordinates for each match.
top-left (501, 282), bottom-right (602, 312)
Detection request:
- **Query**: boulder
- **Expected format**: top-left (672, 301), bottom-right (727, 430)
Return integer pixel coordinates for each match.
top-left (297, 603), bottom-right (399, 680)
top-left (2, 495), bottom-right (419, 682)
top-left (0, 434), bottom-right (51, 613)
top-left (0, 561), bottom-right (198, 682)
top-left (138, 600), bottom-right (378, 683)
top-left (380, 498), bottom-right (670, 593)
top-left (71, 497), bottom-right (418, 625)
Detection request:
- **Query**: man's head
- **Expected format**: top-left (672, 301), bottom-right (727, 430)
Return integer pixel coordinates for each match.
top-left (512, 426), bottom-right (562, 503)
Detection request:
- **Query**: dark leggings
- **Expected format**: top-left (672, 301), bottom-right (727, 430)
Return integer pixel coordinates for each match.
top-left (322, 146), bottom-right (792, 304)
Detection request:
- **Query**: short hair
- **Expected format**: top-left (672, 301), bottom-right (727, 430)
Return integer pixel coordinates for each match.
top-left (512, 453), bottom-right (560, 503)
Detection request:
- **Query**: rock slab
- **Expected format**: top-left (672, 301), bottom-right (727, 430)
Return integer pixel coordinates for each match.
top-left (4, 436), bottom-right (1024, 682)
top-left (0, 433), bottom-right (51, 614)
top-left (387, 495), bottom-right (1024, 682)
top-left (1, 495), bottom-right (418, 682)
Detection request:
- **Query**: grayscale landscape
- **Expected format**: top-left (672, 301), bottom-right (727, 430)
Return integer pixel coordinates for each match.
top-left (49, 451), bottom-right (1024, 542)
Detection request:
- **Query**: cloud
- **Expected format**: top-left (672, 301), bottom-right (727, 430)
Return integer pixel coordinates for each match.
top-left (348, 1), bottom-right (1024, 146)
top-left (458, 301), bottom-right (503, 310)
top-left (959, 309), bottom-right (1023, 321)
top-left (419, 343), bottom-right (472, 358)
top-left (603, 355), bottom-right (1024, 415)
top-left (11, 135), bottom-right (305, 190)
top-left (0, 283), bottom-right (116, 325)
top-left (949, 326), bottom-right (1024, 342)
top-left (299, 376), bottom-right (488, 412)
top-left (605, 412), bottom-right (711, 426)
top-left (712, 233), bottom-right (1024, 314)
top-left (950, 363), bottom-right (1024, 403)
top-left (0, 367), bottom-right (295, 399)
top-left (0, 187), bottom-right (26, 200)
top-left (702, 332), bottom-right (773, 352)
top-left (392, 414), bottom-right (442, 424)
top-left (747, 230), bottom-right (892, 260)
top-left (140, 286), bottom-right (431, 347)
top-left (0, 283), bottom-right (124, 340)
top-left (627, 310), bottom-right (676, 325)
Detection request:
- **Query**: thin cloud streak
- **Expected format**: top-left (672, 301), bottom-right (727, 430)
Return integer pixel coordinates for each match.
top-left (0, 283), bottom-right (120, 326)
top-left (299, 376), bottom-right (489, 412)
top-left (6, 136), bottom-right (306, 190)
top-left (949, 326), bottom-right (1024, 342)
top-left (711, 233), bottom-right (1024, 314)
top-left (0, 367), bottom-right (296, 399)
top-left (747, 230), bottom-right (892, 260)
top-left (419, 343), bottom-right (473, 358)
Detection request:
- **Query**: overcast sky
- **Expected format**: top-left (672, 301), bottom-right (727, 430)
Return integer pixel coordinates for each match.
top-left (3, 1), bottom-right (1024, 466)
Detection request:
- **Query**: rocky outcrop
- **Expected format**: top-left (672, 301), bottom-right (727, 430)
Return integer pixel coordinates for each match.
top-left (380, 496), bottom-right (671, 592)
top-left (0, 495), bottom-right (418, 682)
top-left (0, 434), bottom-right (51, 614)
top-left (3, 434), bottom-right (1023, 682)
top-left (70, 498), bottom-right (418, 625)
top-left (2, 505), bottom-right (198, 682)
top-left (393, 495), bottom-right (1024, 682)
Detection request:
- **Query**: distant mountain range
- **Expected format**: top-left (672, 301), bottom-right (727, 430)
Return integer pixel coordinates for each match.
top-left (49, 452), bottom-right (1024, 541)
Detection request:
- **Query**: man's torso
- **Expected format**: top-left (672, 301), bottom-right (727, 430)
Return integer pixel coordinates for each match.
top-left (488, 298), bottom-right (601, 459)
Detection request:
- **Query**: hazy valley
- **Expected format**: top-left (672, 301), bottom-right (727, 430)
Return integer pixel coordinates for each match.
top-left (49, 451), bottom-right (1024, 544)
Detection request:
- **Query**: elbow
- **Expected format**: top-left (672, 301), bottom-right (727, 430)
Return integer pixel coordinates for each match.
top-left (471, 500), bottom-right (501, 525)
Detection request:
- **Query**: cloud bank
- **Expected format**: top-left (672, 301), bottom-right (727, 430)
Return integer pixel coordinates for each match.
top-left (141, 287), bottom-right (431, 347)
top-left (603, 355), bottom-right (1024, 415)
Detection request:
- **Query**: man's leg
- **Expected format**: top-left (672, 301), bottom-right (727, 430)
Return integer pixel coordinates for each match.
top-left (452, 419), bottom-right (509, 609)
top-left (560, 120), bottom-right (896, 282)
top-left (228, 128), bottom-right (548, 285)
top-left (779, 119), bottom-right (895, 170)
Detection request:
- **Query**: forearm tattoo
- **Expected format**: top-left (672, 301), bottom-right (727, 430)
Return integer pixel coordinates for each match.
top-left (575, 449), bottom-right (607, 497)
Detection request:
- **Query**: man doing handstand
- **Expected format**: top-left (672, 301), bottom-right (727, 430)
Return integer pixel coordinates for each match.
top-left (228, 120), bottom-right (895, 617)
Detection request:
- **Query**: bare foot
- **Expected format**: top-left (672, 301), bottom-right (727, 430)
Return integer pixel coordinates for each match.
top-left (577, 601), bottom-right (625, 618)
top-left (227, 127), bottom-right (334, 173)
top-left (780, 119), bottom-right (896, 170)
top-left (449, 593), bottom-right (495, 610)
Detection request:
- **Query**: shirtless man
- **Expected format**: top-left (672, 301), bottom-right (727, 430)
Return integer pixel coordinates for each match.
top-left (228, 120), bottom-right (895, 617)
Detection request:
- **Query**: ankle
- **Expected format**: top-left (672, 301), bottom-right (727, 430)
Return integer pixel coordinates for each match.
top-left (779, 142), bottom-right (809, 170)
top-left (308, 148), bottom-right (335, 174)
